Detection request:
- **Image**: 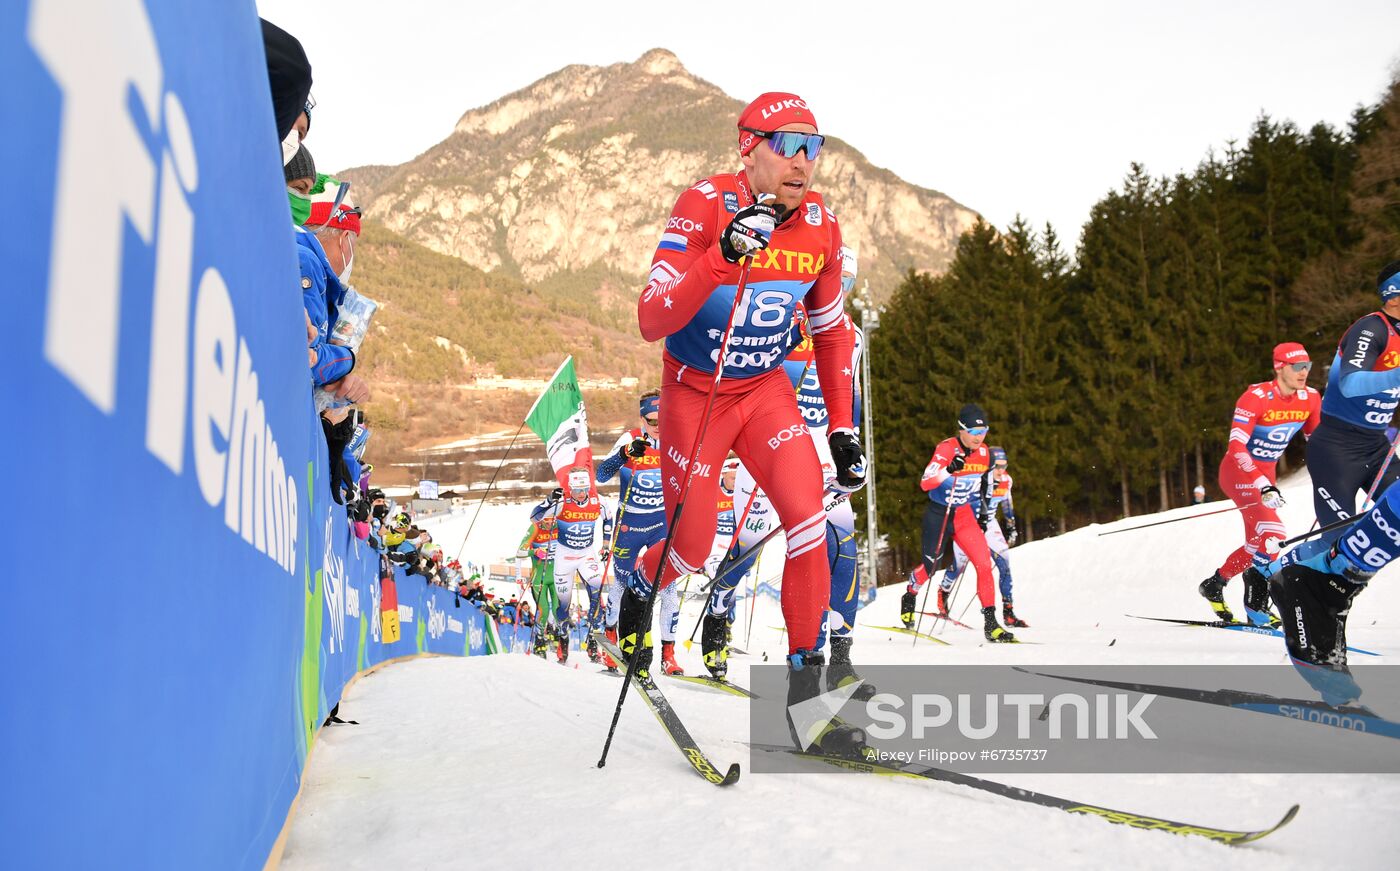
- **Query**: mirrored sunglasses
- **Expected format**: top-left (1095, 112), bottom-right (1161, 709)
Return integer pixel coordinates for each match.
top-left (741, 126), bottom-right (825, 160)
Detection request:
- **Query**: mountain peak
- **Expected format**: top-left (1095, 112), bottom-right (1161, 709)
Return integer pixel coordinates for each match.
top-left (349, 52), bottom-right (978, 293)
top-left (635, 47), bottom-right (684, 76)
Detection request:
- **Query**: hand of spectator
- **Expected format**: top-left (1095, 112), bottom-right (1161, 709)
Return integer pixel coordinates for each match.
top-left (305, 309), bottom-right (317, 345)
top-left (326, 374), bottom-right (370, 404)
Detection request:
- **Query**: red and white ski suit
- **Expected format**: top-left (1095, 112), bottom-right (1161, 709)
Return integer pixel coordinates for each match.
top-left (637, 171), bottom-right (855, 653)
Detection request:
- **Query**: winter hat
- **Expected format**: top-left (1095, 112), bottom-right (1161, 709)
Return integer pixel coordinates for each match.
top-left (958, 403), bottom-right (989, 431)
top-left (990, 446), bottom-right (1007, 465)
top-left (738, 92), bottom-right (818, 155)
top-left (1379, 260), bottom-right (1400, 301)
top-left (567, 468), bottom-right (591, 491)
top-left (260, 18), bottom-right (312, 143)
top-left (284, 144), bottom-right (316, 185)
top-left (639, 393), bottom-right (660, 417)
top-left (1272, 342), bottom-right (1309, 367)
top-left (306, 180), bottom-right (361, 234)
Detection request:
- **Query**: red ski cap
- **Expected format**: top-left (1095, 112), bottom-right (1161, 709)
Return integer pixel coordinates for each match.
top-left (1273, 342), bottom-right (1309, 366)
top-left (738, 92), bottom-right (818, 155)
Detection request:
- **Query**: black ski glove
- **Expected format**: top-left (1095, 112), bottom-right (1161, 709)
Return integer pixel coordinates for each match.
top-left (626, 437), bottom-right (649, 458)
top-left (828, 431), bottom-right (867, 491)
top-left (945, 453), bottom-right (966, 475)
top-left (719, 201), bottom-right (781, 263)
top-left (548, 487), bottom-right (564, 504)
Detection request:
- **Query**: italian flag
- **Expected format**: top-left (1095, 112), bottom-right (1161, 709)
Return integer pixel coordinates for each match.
top-left (526, 356), bottom-right (595, 490)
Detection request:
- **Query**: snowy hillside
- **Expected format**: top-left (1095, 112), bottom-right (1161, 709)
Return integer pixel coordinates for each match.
top-left (279, 471), bottom-right (1400, 869)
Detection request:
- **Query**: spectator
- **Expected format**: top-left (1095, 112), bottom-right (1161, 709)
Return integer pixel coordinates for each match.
top-left (285, 145), bottom-right (316, 196)
top-left (260, 18), bottom-right (312, 157)
top-left (298, 183), bottom-right (366, 400)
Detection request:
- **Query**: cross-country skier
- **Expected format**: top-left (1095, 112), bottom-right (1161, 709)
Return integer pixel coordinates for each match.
top-left (629, 91), bottom-right (866, 754)
top-left (516, 513), bottom-right (558, 657)
top-left (1199, 342), bottom-right (1319, 625)
top-left (902, 404), bottom-right (1015, 642)
top-left (1306, 261), bottom-right (1400, 541)
top-left (937, 445), bottom-right (1025, 627)
top-left (1266, 489), bottom-right (1399, 706)
top-left (704, 459), bottom-right (741, 579)
top-left (595, 391), bottom-right (669, 673)
top-left (529, 467), bottom-right (609, 665)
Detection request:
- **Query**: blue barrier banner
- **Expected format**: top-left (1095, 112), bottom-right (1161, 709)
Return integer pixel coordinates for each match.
top-left (0, 2), bottom-right (493, 868)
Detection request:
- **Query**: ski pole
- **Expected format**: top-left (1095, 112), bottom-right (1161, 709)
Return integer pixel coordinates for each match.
top-left (598, 250), bottom-right (759, 770)
top-left (1271, 511), bottom-right (1369, 552)
top-left (682, 485), bottom-right (762, 651)
top-left (686, 489), bottom-right (853, 609)
top-left (911, 504), bottom-right (954, 647)
top-left (1095, 503), bottom-right (1245, 537)
top-left (744, 546), bottom-right (764, 650)
top-left (1359, 429), bottom-right (1400, 511)
top-left (453, 418), bottom-right (529, 562)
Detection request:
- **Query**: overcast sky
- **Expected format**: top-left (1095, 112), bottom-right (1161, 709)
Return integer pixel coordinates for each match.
top-left (257, 0), bottom-right (1400, 245)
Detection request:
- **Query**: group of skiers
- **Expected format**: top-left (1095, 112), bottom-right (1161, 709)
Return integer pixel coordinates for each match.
top-left (1199, 262), bottom-right (1400, 703)
top-left (501, 89), bottom-right (1400, 753)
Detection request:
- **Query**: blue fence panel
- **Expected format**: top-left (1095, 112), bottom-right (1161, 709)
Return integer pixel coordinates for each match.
top-left (1, 2), bottom-right (498, 868)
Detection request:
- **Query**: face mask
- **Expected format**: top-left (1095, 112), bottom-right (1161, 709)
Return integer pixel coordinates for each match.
top-left (287, 188), bottom-right (311, 224)
top-left (337, 247), bottom-right (354, 284)
top-left (281, 126), bottom-right (301, 166)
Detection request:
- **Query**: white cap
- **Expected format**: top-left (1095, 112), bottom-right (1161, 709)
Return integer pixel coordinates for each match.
top-left (567, 469), bottom-right (590, 491)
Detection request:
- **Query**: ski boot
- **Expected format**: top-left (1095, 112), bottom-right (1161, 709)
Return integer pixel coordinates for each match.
top-left (554, 622), bottom-right (571, 664)
top-left (602, 625), bottom-right (620, 673)
top-left (936, 586), bottom-right (954, 616)
top-left (660, 641), bottom-right (684, 676)
top-left (899, 590), bottom-right (917, 629)
top-left (1242, 567), bottom-right (1281, 627)
top-left (786, 648), bottom-right (867, 758)
top-left (825, 636), bottom-right (876, 702)
top-left (585, 631), bottom-right (601, 664)
top-left (532, 627), bottom-right (550, 658)
top-left (701, 612), bottom-right (730, 679)
top-left (616, 586), bottom-right (653, 676)
top-left (1198, 571), bottom-right (1235, 623)
top-left (1002, 600), bottom-right (1029, 628)
top-left (982, 606), bottom-right (1016, 643)
top-left (1269, 548), bottom-right (1371, 669)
